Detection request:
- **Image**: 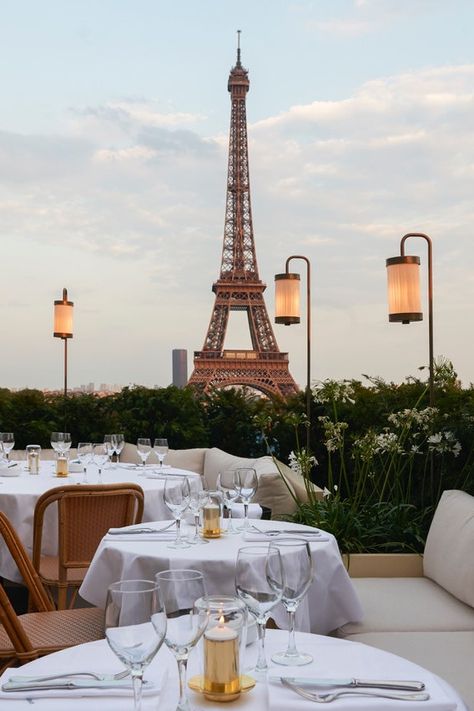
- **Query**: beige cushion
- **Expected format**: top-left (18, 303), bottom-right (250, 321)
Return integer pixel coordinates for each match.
top-left (203, 447), bottom-right (256, 489)
top-left (252, 457), bottom-right (298, 518)
top-left (339, 577), bottom-right (474, 636)
top-left (348, 631), bottom-right (474, 711)
top-left (165, 448), bottom-right (206, 475)
top-left (423, 490), bottom-right (474, 607)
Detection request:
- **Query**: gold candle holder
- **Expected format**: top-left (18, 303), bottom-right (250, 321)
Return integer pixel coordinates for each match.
top-left (203, 616), bottom-right (240, 701)
top-left (56, 456), bottom-right (68, 477)
top-left (202, 503), bottom-right (221, 539)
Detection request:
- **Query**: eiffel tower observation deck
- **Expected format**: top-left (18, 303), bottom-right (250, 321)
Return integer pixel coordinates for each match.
top-left (188, 35), bottom-right (298, 398)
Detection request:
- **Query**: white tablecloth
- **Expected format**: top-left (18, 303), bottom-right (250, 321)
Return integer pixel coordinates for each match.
top-left (0, 630), bottom-right (467, 710)
top-left (0, 461), bottom-right (197, 582)
top-left (79, 519), bottom-right (364, 635)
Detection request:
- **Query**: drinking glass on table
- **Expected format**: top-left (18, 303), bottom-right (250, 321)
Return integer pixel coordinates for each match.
top-left (268, 538), bottom-right (314, 666)
top-left (233, 467), bottom-right (258, 531)
top-left (216, 470), bottom-right (240, 534)
top-left (187, 477), bottom-right (209, 545)
top-left (0, 433), bottom-right (15, 463)
top-left (137, 438), bottom-right (151, 470)
top-left (59, 432), bottom-right (71, 456)
top-left (235, 545), bottom-right (284, 675)
top-left (93, 443), bottom-right (108, 483)
top-left (104, 434), bottom-right (115, 467)
top-left (155, 570), bottom-right (209, 711)
top-left (164, 477), bottom-right (191, 549)
top-left (153, 438), bottom-right (168, 471)
top-left (105, 579), bottom-right (167, 711)
top-left (77, 441), bottom-right (93, 484)
top-left (114, 433), bottom-right (125, 463)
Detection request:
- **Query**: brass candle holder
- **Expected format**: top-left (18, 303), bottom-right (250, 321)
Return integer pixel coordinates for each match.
top-left (202, 502), bottom-right (221, 539)
top-left (56, 455), bottom-right (69, 477)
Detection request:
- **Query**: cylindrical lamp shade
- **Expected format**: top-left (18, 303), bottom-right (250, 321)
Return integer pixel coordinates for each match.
top-left (54, 289), bottom-right (74, 338)
top-left (386, 256), bottom-right (422, 324)
top-left (275, 273), bottom-right (300, 325)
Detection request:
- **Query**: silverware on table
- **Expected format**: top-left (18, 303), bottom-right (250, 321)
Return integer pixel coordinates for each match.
top-left (2, 679), bottom-right (138, 692)
top-left (281, 678), bottom-right (430, 703)
top-left (107, 521), bottom-right (175, 535)
top-left (9, 669), bottom-right (130, 683)
top-left (277, 676), bottom-right (425, 691)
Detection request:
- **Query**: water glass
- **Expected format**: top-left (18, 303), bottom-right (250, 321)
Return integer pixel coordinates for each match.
top-left (105, 579), bottom-right (167, 711)
top-left (216, 470), bottom-right (240, 534)
top-left (93, 443), bottom-right (108, 483)
top-left (113, 433), bottom-right (125, 463)
top-left (104, 435), bottom-right (115, 466)
top-left (268, 538), bottom-right (314, 666)
top-left (155, 570), bottom-right (209, 711)
top-left (0, 433), bottom-right (15, 462)
top-left (233, 468), bottom-right (258, 531)
top-left (163, 477), bottom-right (191, 548)
top-left (77, 441), bottom-right (93, 484)
top-left (153, 438), bottom-right (169, 471)
top-left (137, 438), bottom-right (151, 469)
top-left (187, 478), bottom-right (209, 545)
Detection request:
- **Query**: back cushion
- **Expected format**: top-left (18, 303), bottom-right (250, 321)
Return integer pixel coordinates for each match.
top-left (165, 448), bottom-right (207, 475)
top-left (253, 457), bottom-right (298, 518)
top-left (423, 489), bottom-right (474, 607)
top-left (203, 447), bottom-right (256, 489)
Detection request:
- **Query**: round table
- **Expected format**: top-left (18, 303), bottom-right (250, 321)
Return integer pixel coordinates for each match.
top-left (79, 519), bottom-right (364, 635)
top-left (0, 461), bottom-right (197, 582)
top-left (0, 629), bottom-right (466, 710)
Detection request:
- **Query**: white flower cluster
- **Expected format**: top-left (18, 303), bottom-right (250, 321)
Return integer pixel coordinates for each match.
top-left (318, 416), bottom-right (348, 452)
top-left (387, 407), bottom-right (438, 432)
top-left (427, 431), bottom-right (461, 457)
top-left (353, 430), bottom-right (403, 461)
top-left (312, 379), bottom-right (355, 405)
top-left (288, 449), bottom-right (318, 476)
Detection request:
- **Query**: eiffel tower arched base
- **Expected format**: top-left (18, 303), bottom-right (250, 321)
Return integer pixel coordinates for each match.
top-left (188, 350), bottom-right (299, 399)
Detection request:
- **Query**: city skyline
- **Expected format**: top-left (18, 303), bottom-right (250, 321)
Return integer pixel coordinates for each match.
top-left (2, 1), bottom-right (474, 392)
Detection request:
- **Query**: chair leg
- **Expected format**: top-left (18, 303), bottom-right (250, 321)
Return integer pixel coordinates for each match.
top-left (57, 585), bottom-right (68, 610)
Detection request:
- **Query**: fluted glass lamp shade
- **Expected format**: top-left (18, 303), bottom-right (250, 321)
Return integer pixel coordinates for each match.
top-left (275, 273), bottom-right (301, 324)
top-left (386, 256), bottom-right (422, 324)
top-left (53, 288), bottom-right (74, 338)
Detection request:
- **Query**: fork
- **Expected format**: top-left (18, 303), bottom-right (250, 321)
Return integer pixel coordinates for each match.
top-left (251, 524), bottom-right (321, 537)
top-left (108, 521), bottom-right (175, 535)
top-left (9, 669), bottom-right (130, 683)
top-left (281, 679), bottom-right (430, 703)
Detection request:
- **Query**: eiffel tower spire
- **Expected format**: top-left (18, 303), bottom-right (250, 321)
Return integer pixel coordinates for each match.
top-left (188, 36), bottom-right (298, 397)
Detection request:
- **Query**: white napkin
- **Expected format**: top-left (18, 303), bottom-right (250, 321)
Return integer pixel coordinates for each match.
top-left (68, 461), bottom-right (83, 473)
top-left (0, 465), bottom-right (20, 477)
top-left (106, 522), bottom-right (176, 541)
top-left (242, 530), bottom-right (330, 542)
top-left (267, 675), bottom-right (456, 711)
top-left (230, 503), bottom-right (262, 518)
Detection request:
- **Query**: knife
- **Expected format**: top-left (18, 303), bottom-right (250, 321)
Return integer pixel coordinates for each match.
top-left (275, 677), bottom-right (425, 691)
top-left (2, 679), bottom-right (137, 692)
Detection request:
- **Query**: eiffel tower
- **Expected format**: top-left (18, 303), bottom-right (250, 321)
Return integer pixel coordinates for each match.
top-left (188, 37), bottom-right (298, 398)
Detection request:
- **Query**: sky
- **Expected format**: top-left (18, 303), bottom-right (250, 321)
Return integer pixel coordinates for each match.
top-left (2, 0), bottom-right (474, 392)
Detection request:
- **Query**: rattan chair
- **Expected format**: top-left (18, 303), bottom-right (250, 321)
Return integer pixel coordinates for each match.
top-left (0, 511), bottom-right (104, 671)
top-left (33, 483), bottom-right (144, 609)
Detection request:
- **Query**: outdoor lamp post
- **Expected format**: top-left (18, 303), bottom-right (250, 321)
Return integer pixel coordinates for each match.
top-left (386, 232), bottom-right (434, 406)
top-left (275, 255), bottom-right (311, 451)
top-left (53, 288), bottom-right (74, 399)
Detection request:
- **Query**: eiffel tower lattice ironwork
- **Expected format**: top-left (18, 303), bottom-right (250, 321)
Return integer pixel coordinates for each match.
top-left (188, 38), bottom-right (298, 398)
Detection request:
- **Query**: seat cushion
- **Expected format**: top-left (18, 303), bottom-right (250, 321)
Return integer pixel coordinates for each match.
top-left (338, 577), bottom-right (474, 635)
top-left (165, 448), bottom-right (207, 475)
top-left (348, 631), bottom-right (474, 711)
top-left (423, 489), bottom-right (474, 607)
top-left (203, 448), bottom-right (256, 489)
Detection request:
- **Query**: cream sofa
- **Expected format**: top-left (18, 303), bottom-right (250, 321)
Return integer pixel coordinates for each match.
top-left (337, 490), bottom-right (474, 709)
top-left (119, 444), bottom-right (323, 518)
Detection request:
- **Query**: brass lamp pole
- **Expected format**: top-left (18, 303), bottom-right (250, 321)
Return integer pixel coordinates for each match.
top-left (53, 288), bottom-right (74, 400)
top-left (275, 255), bottom-right (312, 451)
top-left (386, 233), bottom-right (434, 406)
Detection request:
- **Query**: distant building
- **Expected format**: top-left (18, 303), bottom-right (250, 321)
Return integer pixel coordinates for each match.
top-left (172, 349), bottom-right (188, 388)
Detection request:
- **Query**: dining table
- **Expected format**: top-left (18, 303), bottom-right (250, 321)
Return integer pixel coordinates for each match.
top-left (0, 628), bottom-right (467, 710)
top-left (0, 460), bottom-right (198, 583)
top-left (79, 518), bottom-right (364, 635)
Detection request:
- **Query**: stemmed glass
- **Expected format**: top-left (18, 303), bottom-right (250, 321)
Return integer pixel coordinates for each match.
top-left (163, 477), bottom-right (191, 549)
top-left (268, 538), bottom-right (314, 666)
top-left (104, 435), bottom-right (115, 467)
top-left (235, 545), bottom-right (284, 675)
top-left (114, 433), bottom-right (125, 463)
top-left (233, 468), bottom-right (258, 531)
top-left (50, 432), bottom-right (62, 457)
top-left (105, 579), bottom-right (167, 711)
top-left (216, 470), bottom-right (240, 534)
top-left (137, 438), bottom-right (151, 470)
top-left (59, 432), bottom-right (71, 456)
top-left (77, 442), bottom-right (93, 484)
top-left (0, 433), bottom-right (14, 463)
top-left (155, 570), bottom-right (209, 711)
top-left (93, 443), bottom-right (108, 483)
top-left (187, 478), bottom-right (209, 545)
top-left (153, 438), bottom-right (169, 471)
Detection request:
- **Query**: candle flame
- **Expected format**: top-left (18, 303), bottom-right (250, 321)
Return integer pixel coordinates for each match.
top-left (219, 614), bottom-right (225, 625)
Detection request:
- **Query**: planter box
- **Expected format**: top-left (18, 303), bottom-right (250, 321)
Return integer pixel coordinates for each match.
top-left (343, 553), bottom-right (423, 578)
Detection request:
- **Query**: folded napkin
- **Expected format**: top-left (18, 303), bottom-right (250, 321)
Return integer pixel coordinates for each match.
top-left (230, 503), bottom-right (262, 519)
top-left (106, 522), bottom-right (176, 541)
top-left (267, 675), bottom-right (456, 711)
top-left (68, 460), bottom-right (84, 473)
top-left (242, 529), bottom-right (330, 542)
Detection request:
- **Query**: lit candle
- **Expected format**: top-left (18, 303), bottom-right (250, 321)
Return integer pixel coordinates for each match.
top-left (56, 456), bottom-right (68, 477)
top-left (203, 615), bottom-right (240, 701)
top-left (202, 503), bottom-right (221, 539)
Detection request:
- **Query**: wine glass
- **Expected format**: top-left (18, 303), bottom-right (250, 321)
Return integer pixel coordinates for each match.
top-left (105, 579), bottom-right (167, 711)
top-left (233, 468), bottom-right (258, 531)
top-left (104, 434), bottom-right (115, 467)
top-left (77, 442), bottom-right (93, 484)
top-left (50, 432), bottom-right (62, 457)
top-left (268, 538), bottom-right (314, 666)
top-left (216, 470), bottom-right (240, 534)
top-left (187, 478), bottom-right (209, 545)
top-left (153, 438), bottom-right (169, 471)
top-left (0, 433), bottom-right (14, 463)
top-left (59, 432), bottom-right (71, 456)
top-left (235, 545), bottom-right (284, 675)
top-left (114, 433), bottom-right (125, 463)
top-left (93, 443), bottom-right (108, 483)
top-left (163, 477), bottom-right (191, 549)
top-left (137, 438), bottom-right (151, 470)
top-left (155, 570), bottom-right (209, 711)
